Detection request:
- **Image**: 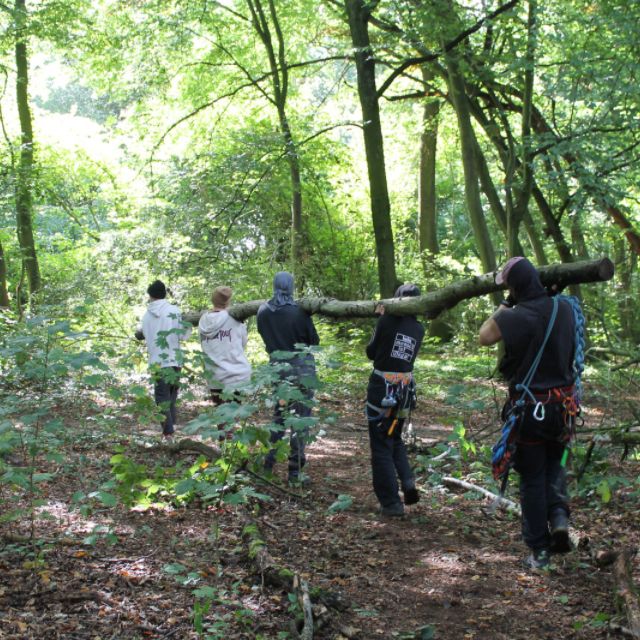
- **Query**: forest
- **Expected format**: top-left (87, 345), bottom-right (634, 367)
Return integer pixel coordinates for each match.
top-left (0, 0), bottom-right (639, 638)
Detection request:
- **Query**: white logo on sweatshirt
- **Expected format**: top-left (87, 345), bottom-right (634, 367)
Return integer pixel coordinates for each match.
top-left (391, 333), bottom-right (416, 362)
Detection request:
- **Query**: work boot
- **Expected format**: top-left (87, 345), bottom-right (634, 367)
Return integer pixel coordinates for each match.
top-left (403, 487), bottom-right (420, 506)
top-left (549, 510), bottom-right (571, 553)
top-left (523, 548), bottom-right (550, 570)
top-left (379, 503), bottom-right (405, 518)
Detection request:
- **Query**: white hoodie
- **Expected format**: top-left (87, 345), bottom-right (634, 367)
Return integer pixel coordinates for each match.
top-left (141, 299), bottom-right (191, 368)
top-left (199, 310), bottom-right (251, 388)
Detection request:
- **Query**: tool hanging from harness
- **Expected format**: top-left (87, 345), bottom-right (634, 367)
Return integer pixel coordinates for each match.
top-left (491, 294), bottom-right (585, 489)
top-left (366, 369), bottom-right (416, 437)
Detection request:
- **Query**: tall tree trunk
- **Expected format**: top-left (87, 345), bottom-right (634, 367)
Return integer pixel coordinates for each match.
top-left (0, 239), bottom-right (10, 307)
top-left (418, 67), bottom-right (440, 255)
top-left (14, 0), bottom-right (40, 296)
top-left (345, 0), bottom-right (397, 298)
top-left (522, 210), bottom-right (547, 265)
top-left (507, 0), bottom-right (537, 256)
top-left (246, 0), bottom-right (304, 278)
top-left (444, 49), bottom-right (497, 277)
top-left (614, 236), bottom-right (639, 343)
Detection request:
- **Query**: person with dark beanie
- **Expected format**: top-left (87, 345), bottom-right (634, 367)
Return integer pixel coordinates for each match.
top-left (257, 272), bottom-right (319, 485)
top-left (135, 280), bottom-right (191, 438)
top-left (480, 257), bottom-right (577, 570)
top-left (365, 283), bottom-right (425, 517)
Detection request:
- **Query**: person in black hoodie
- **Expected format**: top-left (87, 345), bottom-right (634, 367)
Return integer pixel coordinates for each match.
top-left (366, 283), bottom-right (425, 517)
top-left (479, 257), bottom-right (576, 570)
top-left (257, 272), bottom-right (319, 485)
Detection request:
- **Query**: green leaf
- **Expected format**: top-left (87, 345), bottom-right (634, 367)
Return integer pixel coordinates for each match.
top-left (163, 563), bottom-right (187, 575)
top-left (193, 586), bottom-right (217, 599)
top-left (596, 479), bottom-right (611, 503)
top-left (97, 491), bottom-right (118, 507)
top-left (327, 494), bottom-right (353, 514)
top-left (175, 478), bottom-right (196, 495)
top-left (32, 473), bottom-right (54, 483)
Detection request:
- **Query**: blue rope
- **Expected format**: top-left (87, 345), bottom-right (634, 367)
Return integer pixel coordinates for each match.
top-left (558, 294), bottom-right (585, 404)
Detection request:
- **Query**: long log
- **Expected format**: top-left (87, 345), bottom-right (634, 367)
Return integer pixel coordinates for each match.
top-left (184, 257), bottom-right (614, 324)
top-left (614, 548), bottom-right (640, 639)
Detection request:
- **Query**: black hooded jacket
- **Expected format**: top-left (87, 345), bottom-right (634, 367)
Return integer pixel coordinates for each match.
top-left (494, 259), bottom-right (576, 393)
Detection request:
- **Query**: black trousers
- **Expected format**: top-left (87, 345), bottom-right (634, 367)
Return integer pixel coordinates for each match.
top-left (153, 366), bottom-right (181, 435)
top-left (366, 375), bottom-right (414, 508)
top-left (264, 359), bottom-right (316, 478)
top-left (512, 402), bottom-right (570, 551)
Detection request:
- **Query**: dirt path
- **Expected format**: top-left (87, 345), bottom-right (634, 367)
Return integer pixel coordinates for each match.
top-left (0, 392), bottom-right (638, 639)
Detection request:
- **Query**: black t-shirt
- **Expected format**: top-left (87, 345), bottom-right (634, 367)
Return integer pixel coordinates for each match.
top-left (256, 303), bottom-right (319, 357)
top-left (366, 314), bottom-right (425, 373)
top-left (494, 295), bottom-right (575, 393)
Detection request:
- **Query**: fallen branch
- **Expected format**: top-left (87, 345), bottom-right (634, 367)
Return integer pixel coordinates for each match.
top-left (165, 438), bottom-right (221, 459)
top-left (1, 532), bottom-right (80, 546)
top-left (184, 257), bottom-right (614, 323)
top-left (441, 476), bottom-right (521, 514)
top-left (241, 515), bottom-right (345, 636)
top-left (614, 548), bottom-right (640, 638)
top-left (293, 574), bottom-right (314, 640)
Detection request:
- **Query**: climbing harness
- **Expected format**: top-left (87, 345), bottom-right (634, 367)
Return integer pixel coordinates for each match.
top-left (491, 294), bottom-right (586, 489)
top-left (366, 369), bottom-right (416, 437)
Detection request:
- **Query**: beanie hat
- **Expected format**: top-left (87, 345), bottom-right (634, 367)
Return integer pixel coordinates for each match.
top-left (394, 283), bottom-right (421, 298)
top-left (147, 280), bottom-right (167, 299)
top-left (212, 286), bottom-right (233, 309)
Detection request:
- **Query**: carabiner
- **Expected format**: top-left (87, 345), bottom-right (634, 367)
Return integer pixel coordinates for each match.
top-left (533, 401), bottom-right (545, 421)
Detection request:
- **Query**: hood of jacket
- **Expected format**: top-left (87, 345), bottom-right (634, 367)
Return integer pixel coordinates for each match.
top-left (507, 258), bottom-right (546, 303)
top-left (147, 299), bottom-right (174, 318)
top-left (199, 310), bottom-right (231, 337)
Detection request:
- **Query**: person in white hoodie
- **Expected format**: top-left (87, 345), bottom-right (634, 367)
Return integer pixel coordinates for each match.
top-left (199, 286), bottom-right (251, 404)
top-left (135, 280), bottom-right (191, 437)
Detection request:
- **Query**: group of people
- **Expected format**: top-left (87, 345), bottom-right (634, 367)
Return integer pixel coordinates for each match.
top-left (135, 271), bottom-right (319, 485)
top-left (136, 257), bottom-right (580, 570)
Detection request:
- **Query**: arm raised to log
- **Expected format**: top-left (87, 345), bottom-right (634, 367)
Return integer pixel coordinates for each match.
top-left (184, 257), bottom-right (614, 324)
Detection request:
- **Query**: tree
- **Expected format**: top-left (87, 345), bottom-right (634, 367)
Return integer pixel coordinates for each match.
top-left (245, 0), bottom-right (304, 276)
top-left (12, 0), bottom-right (40, 296)
top-left (0, 237), bottom-right (9, 306)
top-left (345, 0), bottom-right (397, 298)
top-left (418, 67), bottom-right (440, 256)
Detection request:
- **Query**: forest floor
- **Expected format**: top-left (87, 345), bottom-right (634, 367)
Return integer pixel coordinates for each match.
top-left (1, 377), bottom-right (639, 640)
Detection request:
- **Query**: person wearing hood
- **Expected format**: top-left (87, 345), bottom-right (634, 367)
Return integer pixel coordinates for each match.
top-left (479, 257), bottom-right (577, 570)
top-left (365, 283), bottom-right (425, 517)
top-left (136, 280), bottom-right (191, 437)
top-left (199, 286), bottom-right (251, 405)
top-left (257, 271), bottom-right (319, 485)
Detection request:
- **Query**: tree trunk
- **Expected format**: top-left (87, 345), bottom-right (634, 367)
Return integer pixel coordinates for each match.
top-left (184, 257), bottom-right (613, 324)
top-left (508, 0), bottom-right (537, 257)
top-left (14, 0), bottom-right (40, 297)
top-left (0, 238), bottom-right (10, 307)
top-left (615, 236), bottom-right (639, 343)
top-left (418, 66), bottom-right (440, 255)
top-left (247, 0), bottom-right (304, 277)
top-left (522, 210), bottom-right (548, 265)
top-left (345, 0), bottom-right (397, 298)
top-left (444, 48), bottom-right (497, 282)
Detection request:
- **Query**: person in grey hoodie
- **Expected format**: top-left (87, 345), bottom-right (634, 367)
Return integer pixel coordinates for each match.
top-left (135, 280), bottom-right (191, 437)
top-left (199, 286), bottom-right (251, 404)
